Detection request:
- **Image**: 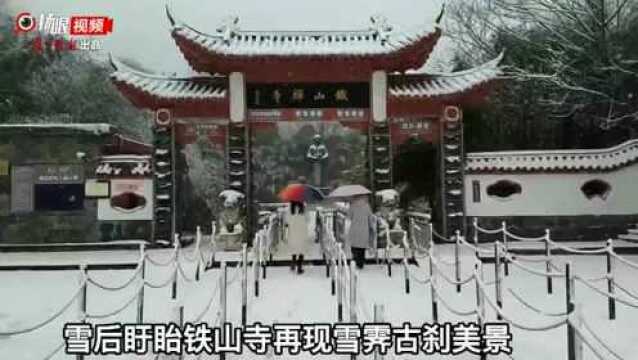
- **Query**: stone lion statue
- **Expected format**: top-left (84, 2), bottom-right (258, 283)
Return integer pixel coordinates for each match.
top-left (218, 189), bottom-right (245, 235)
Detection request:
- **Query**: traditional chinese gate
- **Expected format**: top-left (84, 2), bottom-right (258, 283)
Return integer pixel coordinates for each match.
top-left (110, 6), bottom-right (502, 242)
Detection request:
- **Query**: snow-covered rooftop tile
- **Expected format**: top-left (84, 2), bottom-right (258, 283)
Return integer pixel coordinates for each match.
top-left (0, 123), bottom-right (113, 135)
top-left (389, 52), bottom-right (504, 98)
top-left (168, 7), bottom-right (439, 57)
top-left (110, 58), bottom-right (227, 101)
top-left (466, 139), bottom-right (638, 173)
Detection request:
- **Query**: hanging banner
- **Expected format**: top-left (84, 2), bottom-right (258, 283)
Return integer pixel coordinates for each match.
top-left (98, 179), bottom-right (153, 220)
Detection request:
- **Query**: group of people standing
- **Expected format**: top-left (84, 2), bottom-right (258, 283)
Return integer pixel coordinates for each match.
top-left (286, 194), bottom-right (375, 274)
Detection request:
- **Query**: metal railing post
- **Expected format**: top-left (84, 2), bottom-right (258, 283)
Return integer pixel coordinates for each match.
top-left (330, 257), bottom-right (338, 296)
top-left (195, 226), bottom-right (202, 281)
top-left (219, 261), bottom-right (227, 360)
top-left (77, 264), bottom-right (88, 360)
top-left (545, 229), bottom-right (553, 294)
top-left (606, 239), bottom-right (616, 320)
top-left (409, 217), bottom-right (416, 260)
top-left (454, 230), bottom-right (461, 293)
top-left (474, 262), bottom-right (486, 360)
top-left (210, 221), bottom-right (217, 268)
top-left (262, 232), bottom-right (268, 280)
top-left (494, 241), bottom-right (502, 320)
top-left (350, 261), bottom-right (358, 360)
top-left (473, 218), bottom-right (480, 260)
top-left (403, 232), bottom-right (410, 294)
top-left (373, 304), bottom-right (385, 360)
top-left (429, 249), bottom-right (438, 322)
top-left (566, 261), bottom-right (576, 360)
top-left (241, 243), bottom-right (248, 326)
top-left (324, 253), bottom-right (330, 278)
top-left (386, 240), bottom-right (392, 277)
top-left (502, 221), bottom-right (509, 276)
top-left (137, 243), bottom-right (146, 323)
top-left (350, 261), bottom-right (357, 323)
top-left (337, 243), bottom-right (344, 322)
top-left (78, 264), bottom-right (88, 318)
top-left (171, 299), bottom-right (184, 360)
top-left (254, 239), bottom-right (260, 298)
top-left (171, 237), bottom-right (179, 300)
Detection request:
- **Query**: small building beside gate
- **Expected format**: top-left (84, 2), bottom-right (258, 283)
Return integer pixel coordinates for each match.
top-left (0, 124), bottom-right (152, 244)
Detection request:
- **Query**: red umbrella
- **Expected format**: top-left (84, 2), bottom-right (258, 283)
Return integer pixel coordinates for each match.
top-left (278, 184), bottom-right (325, 203)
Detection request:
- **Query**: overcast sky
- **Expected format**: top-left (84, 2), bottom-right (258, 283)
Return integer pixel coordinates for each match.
top-left (7, 0), bottom-right (444, 75)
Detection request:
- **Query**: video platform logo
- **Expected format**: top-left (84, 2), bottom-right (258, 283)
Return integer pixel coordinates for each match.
top-left (14, 12), bottom-right (36, 33)
top-left (12, 12), bottom-right (114, 53)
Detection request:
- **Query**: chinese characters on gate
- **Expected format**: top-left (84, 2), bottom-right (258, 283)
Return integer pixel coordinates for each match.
top-left (64, 321), bottom-right (512, 356)
top-left (247, 83), bottom-right (370, 109)
top-left (14, 12), bottom-right (114, 53)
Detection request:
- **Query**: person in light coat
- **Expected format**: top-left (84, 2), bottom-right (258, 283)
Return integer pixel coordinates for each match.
top-left (347, 195), bottom-right (376, 269)
top-left (286, 203), bottom-right (310, 274)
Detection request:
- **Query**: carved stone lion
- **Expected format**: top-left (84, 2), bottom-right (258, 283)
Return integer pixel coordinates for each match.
top-left (218, 189), bottom-right (245, 235)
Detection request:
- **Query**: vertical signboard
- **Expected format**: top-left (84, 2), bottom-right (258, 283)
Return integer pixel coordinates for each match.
top-left (10, 166), bottom-right (35, 213)
top-left (0, 160), bottom-right (8, 176)
top-left (0, 160), bottom-right (9, 216)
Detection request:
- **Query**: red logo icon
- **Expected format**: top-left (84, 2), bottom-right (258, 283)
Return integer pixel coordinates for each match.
top-left (69, 16), bottom-right (114, 36)
top-left (15, 12), bottom-right (36, 33)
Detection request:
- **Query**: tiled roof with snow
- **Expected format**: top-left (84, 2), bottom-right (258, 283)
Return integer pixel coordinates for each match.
top-left (110, 58), bottom-right (227, 101)
top-left (167, 8), bottom-right (439, 57)
top-left (466, 139), bottom-right (638, 173)
top-left (0, 123), bottom-right (113, 135)
top-left (389, 52), bottom-right (503, 98)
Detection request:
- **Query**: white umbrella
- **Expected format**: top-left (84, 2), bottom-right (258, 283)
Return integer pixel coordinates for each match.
top-left (328, 184), bottom-right (372, 199)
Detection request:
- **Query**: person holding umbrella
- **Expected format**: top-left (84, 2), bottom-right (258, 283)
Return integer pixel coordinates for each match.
top-left (329, 185), bottom-right (376, 269)
top-left (278, 182), bottom-right (325, 274)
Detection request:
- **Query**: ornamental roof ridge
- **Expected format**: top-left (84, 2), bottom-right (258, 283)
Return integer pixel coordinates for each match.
top-left (425, 51), bottom-right (504, 78)
top-left (466, 138), bottom-right (638, 173)
top-left (166, 3), bottom-right (441, 56)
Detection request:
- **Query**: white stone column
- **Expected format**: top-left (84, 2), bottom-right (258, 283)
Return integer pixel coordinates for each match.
top-left (229, 72), bottom-right (246, 123)
top-left (371, 70), bottom-right (387, 122)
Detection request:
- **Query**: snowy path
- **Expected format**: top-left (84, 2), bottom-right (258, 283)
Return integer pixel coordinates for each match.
top-left (2, 243), bottom-right (638, 359)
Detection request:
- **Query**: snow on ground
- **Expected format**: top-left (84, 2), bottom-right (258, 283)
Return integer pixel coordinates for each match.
top-left (2, 241), bottom-right (638, 359)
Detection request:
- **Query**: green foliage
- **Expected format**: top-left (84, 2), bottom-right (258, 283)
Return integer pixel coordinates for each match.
top-left (450, 0), bottom-right (638, 150)
top-left (0, 8), bottom-right (150, 140)
top-left (0, 14), bottom-right (57, 118)
top-left (23, 55), bottom-right (151, 140)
